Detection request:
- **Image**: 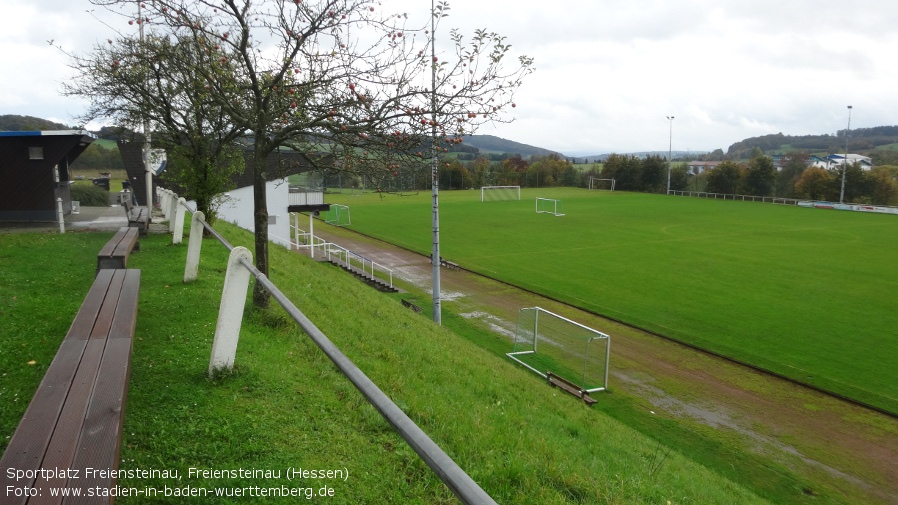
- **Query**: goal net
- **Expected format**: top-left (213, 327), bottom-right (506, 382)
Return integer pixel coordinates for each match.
top-left (481, 185), bottom-right (521, 202)
top-left (589, 178), bottom-right (615, 191)
top-left (508, 307), bottom-right (610, 394)
top-left (535, 197), bottom-right (564, 216)
top-left (325, 204), bottom-right (351, 226)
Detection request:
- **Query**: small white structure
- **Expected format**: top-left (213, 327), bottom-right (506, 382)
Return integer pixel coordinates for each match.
top-left (216, 179), bottom-right (291, 247)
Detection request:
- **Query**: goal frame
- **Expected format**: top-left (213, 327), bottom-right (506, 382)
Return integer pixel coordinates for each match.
top-left (480, 185), bottom-right (521, 202)
top-left (535, 197), bottom-right (564, 216)
top-left (508, 306), bottom-right (610, 394)
top-left (589, 177), bottom-right (616, 191)
top-left (325, 204), bottom-right (351, 226)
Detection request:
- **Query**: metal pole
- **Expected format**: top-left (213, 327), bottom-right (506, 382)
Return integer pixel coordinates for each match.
top-left (839, 105), bottom-right (852, 204)
top-left (666, 116), bottom-right (675, 194)
top-left (430, 0), bottom-right (442, 325)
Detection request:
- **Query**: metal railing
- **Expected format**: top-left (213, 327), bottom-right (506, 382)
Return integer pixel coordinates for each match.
top-left (289, 221), bottom-right (393, 289)
top-left (164, 189), bottom-right (492, 504)
top-left (668, 190), bottom-right (801, 205)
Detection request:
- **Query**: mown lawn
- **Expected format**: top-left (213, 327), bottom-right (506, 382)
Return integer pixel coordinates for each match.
top-left (0, 224), bottom-right (771, 504)
top-left (326, 188), bottom-right (898, 415)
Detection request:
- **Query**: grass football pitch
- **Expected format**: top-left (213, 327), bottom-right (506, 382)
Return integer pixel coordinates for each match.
top-left (325, 187), bottom-right (898, 415)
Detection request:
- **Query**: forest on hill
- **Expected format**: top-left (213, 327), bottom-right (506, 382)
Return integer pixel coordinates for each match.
top-left (726, 126), bottom-right (898, 160)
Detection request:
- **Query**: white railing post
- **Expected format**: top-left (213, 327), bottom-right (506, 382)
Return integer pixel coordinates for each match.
top-left (168, 192), bottom-right (179, 232)
top-left (56, 198), bottom-right (65, 234)
top-left (172, 197), bottom-right (187, 244)
top-left (159, 189), bottom-right (169, 218)
top-left (209, 246), bottom-right (253, 376)
top-left (184, 210), bottom-right (205, 283)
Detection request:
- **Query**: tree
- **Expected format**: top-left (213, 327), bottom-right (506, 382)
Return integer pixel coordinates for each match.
top-left (795, 167), bottom-right (833, 200)
top-left (601, 154), bottom-right (641, 191)
top-left (869, 166), bottom-right (898, 205)
top-left (777, 152), bottom-right (809, 197)
top-left (669, 163), bottom-right (689, 191)
top-left (704, 160), bottom-right (744, 194)
top-left (469, 156), bottom-right (491, 187)
top-left (744, 155), bottom-right (777, 197)
top-left (76, 0), bottom-right (532, 307)
top-left (640, 154), bottom-right (667, 193)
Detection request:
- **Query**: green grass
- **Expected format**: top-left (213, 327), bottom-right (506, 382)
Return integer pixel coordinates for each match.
top-left (325, 188), bottom-right (898, 415)
top-left (0, 226), bottom-right (774, 504)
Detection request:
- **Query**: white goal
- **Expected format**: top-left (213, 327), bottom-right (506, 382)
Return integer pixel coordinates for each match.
top-left (535, 197), bottom-right (564, 216)
top-left (589, 177), bottom-right (615, 191)
top-left (481, 185), bottom-right (521, 202)
top-left (508, 307), bottom-right (610, 395)
top-left (325, 204), bottom-right (351, 226)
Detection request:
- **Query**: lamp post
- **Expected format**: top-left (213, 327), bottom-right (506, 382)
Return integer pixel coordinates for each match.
top-left (839, 105), bottom-right (852, 204)
top-left (666, 116), bottom-right (674, 194)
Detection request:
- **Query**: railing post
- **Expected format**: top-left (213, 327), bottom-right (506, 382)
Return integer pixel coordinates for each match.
top-left (209, 246), bottom-right (253, 376)
top-left (56, 198), bottom-right (65, 234)
top-left (168, 193), bottom-right (179, 233)
top-left (184, 210), bottom-right (206, 283)
top-left (173, 197), bottom-right (187, 244)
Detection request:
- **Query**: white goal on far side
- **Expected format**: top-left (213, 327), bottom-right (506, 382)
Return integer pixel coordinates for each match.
top-left (480, 185), bottom-right (521, 202)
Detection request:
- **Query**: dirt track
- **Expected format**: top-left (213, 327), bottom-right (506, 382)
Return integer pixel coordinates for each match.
top-left (312, 225), bottom-right (898, 504)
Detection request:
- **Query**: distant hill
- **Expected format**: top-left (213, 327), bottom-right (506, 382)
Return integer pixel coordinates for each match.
top-left (726, 126), bottom-right (898, 158)
top-left (459, 134), bottom-right (561, 158)
top-left (0, 115), bottom-right (74, 131)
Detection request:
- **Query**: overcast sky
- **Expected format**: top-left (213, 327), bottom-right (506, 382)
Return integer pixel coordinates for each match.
top-left (1, 0), bottom-right (895, 156)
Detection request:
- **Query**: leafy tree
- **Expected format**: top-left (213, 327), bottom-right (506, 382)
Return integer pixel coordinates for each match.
top-left (744, 155), bottom-right (777, 196)
top-left (74, 0), bottom-right (532, 307)
top-left (469, 156), bottom-right (491, 187)
top-left (669, 163), bottom-right (689, 191)
top-left (868, 166), bottom-right (898, 205)
top-left (601, 154), bottom-right (641, 191)
top-left (777, 152), bottom-right (809, 197)
top-left (704, 160), bottom-right (744, 194)
top-left (840, 163), bottom-right (871, 203)
top-left (640, 154), bottom-right (667, 193)
top-left (795, 167), bottom-right (833, 200)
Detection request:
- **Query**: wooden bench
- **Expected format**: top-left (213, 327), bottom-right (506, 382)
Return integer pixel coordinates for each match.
top-left (122, 200), bottom-right (149, 236)
top-left (0, 269), bottom-right (141, 504)
top-left (401, 299), bottom-right (423, 313)
top-left (97, 227), bottom-right (140, 274)
top-left (547, 371), bottom-right (598, 405)
top-left (439, 258), bottom-right (460, 270)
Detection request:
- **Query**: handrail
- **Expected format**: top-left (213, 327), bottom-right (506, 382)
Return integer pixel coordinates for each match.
top-left (169, 190), bottom-right (495, 504)
top-left (289, 221), bottom-right (393, 289)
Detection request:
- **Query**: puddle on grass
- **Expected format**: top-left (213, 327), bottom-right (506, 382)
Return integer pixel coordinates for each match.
top-left (613, 371), bottom-right (874, 493)
top-left (459, 311), bottom-right (516, 339)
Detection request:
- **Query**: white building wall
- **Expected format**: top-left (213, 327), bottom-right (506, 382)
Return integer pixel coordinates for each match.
top-left (216, 179), bottom-right (291, 248)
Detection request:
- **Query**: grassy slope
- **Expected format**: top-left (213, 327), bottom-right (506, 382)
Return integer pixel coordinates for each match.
top-left (0, 226), bottom-right (768, 504)
top-left (326, 188), bottom-right (898, 414)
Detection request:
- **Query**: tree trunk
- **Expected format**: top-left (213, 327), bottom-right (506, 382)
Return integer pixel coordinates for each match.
top-left (252, 145), bottom-right (270, 308)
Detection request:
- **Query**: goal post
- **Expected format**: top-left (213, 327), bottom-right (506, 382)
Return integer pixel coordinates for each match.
top-left (535, 197), bottom-right (564, 216)
top-left (508, 307), bottom-right (610, 394)
top-left (325, 204), bottom-right (351, 226)
top-left (481, 185), bottom-right (521, 202)
top-left (589, 178), bottom-right (615, 191)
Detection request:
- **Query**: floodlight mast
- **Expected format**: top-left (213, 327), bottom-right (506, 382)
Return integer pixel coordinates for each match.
top-left (666, 116), bottom-right (674, 194)
top-left (139, 2), bottom-right (153, 218)
top-left (839, 105), bottom-right (852, 204)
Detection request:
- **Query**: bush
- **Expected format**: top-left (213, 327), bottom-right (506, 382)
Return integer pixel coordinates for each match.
top-left (70, 184), bottom-right (109, 206)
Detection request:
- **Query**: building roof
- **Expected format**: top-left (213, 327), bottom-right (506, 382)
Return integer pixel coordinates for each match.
top-left (0, 130), bottom-right (95, 139)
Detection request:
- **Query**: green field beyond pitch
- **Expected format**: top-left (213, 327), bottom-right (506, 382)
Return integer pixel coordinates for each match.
top-left (327, 188), bottom-right (898, 414)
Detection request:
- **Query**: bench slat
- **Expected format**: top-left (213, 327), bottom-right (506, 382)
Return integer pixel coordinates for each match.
top-left (64, 338), bottom-right (134, 504)
top-left (28, 339), bottom-right (107, 505)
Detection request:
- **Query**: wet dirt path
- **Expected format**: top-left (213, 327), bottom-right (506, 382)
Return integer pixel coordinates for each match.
top-left (311, 226), bottom-right (898, 504)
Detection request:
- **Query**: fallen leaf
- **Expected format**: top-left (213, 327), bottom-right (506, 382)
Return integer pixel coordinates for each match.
top-left (27, 360), bottom-right (36, 366)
